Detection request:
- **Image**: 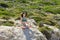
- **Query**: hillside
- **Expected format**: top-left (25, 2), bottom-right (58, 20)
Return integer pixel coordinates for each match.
top-left (0, 0), bottom-right (60, 27)
top-left (0, 0), bottom-right (60, 40)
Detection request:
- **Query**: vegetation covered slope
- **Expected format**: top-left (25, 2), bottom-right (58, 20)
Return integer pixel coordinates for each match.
top-left (0, 0), bottom-right (60, 29)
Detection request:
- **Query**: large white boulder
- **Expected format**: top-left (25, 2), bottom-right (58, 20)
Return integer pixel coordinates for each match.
top-left (0, 26), bottom-right (47, 40)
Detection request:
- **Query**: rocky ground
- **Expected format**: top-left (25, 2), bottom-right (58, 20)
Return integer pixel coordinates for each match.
top-left (0, 0), bottom-right (60, 40)
top-left (43, 24), bottom-right (60, 40)
top-left (0, 26), bottom-right (47, 40)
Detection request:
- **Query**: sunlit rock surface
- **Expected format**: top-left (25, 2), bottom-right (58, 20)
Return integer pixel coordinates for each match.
top-left (0, 19), bottom-right (47, 40)
top-left (0, 26), bottom-right (47, 40)
top-left (0, 19), bottom-right (60, 40)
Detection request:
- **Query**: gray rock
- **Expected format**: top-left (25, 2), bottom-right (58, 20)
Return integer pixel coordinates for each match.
top-left (0, 26), bottom-right (47, 40)
top-left (43, 24), bottom-right (60, 40)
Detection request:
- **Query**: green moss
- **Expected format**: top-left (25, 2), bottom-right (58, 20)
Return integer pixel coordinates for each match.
top-left (3, 21), bottom-right (14, 26)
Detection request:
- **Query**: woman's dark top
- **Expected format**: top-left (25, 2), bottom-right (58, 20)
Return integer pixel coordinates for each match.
top-left (22, 17), bottom-right (27, 22)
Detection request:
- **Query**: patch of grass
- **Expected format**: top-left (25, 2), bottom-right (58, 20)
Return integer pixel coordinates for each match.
top-left (3, 21), bottom-right (14, 26)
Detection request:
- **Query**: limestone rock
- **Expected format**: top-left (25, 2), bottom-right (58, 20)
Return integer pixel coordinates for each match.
top-left (0, 26), bottom-right (47, 40)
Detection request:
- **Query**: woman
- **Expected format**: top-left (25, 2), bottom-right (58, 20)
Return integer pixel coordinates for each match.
top-left (20, 11), bottom-right (29, 29)
top-left (20, 11), bottom-right (33, 40)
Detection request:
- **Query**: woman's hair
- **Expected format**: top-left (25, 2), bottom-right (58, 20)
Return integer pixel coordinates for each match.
top-left (21, 11), bottom-right (27, 18)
